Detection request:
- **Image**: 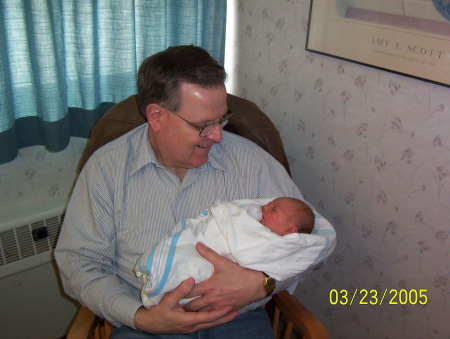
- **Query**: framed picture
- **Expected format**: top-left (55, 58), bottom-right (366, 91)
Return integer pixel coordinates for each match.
top-left (306, 0), bottom-right (450, 86)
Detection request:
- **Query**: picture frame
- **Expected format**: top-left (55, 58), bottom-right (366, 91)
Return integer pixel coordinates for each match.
top-left (306, 0), bottom-right (450, 87)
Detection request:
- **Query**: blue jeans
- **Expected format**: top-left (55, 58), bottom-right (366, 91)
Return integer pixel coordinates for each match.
top-left (110, 308), bottom-right (274, 339)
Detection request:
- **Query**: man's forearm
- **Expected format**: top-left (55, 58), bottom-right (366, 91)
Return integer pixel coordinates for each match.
top-left (56, 246), bottom-right (142, 328)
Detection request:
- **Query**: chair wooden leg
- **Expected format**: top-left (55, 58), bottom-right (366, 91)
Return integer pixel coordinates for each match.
top-left (272, 307), bottom-right (281, 337)
top-left (93, 324), bottom-right (101, 339)
top-left (67, 306), bottom-right (99, 339)
top-left (93, 319), bottom-right (113, 339)
top-left (272, 291), bottom-right (330, 339)
top-left (104, 320), bottom-right (113, 338)
top-left (283, 322), bottom-right (294, 339)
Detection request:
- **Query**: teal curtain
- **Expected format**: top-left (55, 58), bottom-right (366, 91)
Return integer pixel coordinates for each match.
top-left (0, 0), bottom-right (227, 164)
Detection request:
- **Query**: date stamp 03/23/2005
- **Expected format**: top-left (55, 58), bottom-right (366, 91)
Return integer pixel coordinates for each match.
top-left (329, 289), bottom-right (428, 306)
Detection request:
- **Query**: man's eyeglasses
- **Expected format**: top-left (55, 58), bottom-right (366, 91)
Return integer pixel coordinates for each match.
top-left (166, 108), bottom-right (234, 137)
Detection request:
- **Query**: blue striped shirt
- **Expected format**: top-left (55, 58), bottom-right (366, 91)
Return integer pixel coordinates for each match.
top-left (55, 123), bottom-right (308, 328)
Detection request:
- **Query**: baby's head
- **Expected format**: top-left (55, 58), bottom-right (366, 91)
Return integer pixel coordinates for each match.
top-left (260, 197), bottom-right (314, 236)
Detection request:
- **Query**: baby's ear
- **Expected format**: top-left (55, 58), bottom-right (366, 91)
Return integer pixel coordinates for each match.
top-left (283, 225), bottom-right (298, 235)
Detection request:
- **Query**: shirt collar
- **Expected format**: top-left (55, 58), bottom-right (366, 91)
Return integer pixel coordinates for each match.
top-left (207, 142), bottom-right (226, 171)
top-left (130, 124), bottom-right (158, 176)
top-left (130, 124), bottom-right (227, 176)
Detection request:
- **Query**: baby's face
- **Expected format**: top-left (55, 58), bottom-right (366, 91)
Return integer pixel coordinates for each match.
top-left (260, 198), bottom-right (298, 236)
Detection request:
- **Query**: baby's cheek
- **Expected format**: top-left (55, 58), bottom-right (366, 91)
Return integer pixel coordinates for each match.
top-left (248, 204), bottom-right (263, 221)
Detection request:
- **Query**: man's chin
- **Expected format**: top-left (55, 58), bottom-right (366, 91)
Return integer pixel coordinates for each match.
top-left (193, 159), bottom-right (208, 168)
top-left (189, 154), bottom-right (209, 168)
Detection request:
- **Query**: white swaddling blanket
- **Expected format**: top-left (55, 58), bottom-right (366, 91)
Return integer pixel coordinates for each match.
top-left (134, 198), bottom-right (336, 308)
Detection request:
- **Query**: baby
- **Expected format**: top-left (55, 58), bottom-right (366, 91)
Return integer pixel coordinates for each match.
top-left (253, 197), bottom-right (314, 236)
top-left (135, 197), bottom-right (325, 308)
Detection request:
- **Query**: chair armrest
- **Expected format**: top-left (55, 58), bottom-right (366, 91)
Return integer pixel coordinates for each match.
top-left (66, 306), bottom-right (99, 339)
top-left (66, 294), bottom-right (328, 339)
top-left (272, 291), bottom-right (329, 339)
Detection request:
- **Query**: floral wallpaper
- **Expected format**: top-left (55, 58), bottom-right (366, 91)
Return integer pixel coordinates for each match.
top-left (0, 137), bottom-right (86, 218)
top-left (231, 0), bottom-right (449, 338)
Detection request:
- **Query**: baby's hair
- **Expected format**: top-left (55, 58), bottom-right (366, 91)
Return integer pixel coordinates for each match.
top-left (290, 198), bottom-right (315, 234)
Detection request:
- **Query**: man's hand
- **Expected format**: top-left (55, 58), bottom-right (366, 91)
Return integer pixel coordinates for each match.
top-left (184, 242), bottom-right (267, 312)
top-left (134, 278), bottom-right (239, 334)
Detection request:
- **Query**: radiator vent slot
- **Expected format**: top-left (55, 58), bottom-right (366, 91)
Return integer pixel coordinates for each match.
top-left (0, 212), bottom-right (65, 277)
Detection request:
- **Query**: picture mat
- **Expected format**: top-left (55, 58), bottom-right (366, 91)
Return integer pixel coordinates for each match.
top-left (307, 0), bottom-right (450, 86)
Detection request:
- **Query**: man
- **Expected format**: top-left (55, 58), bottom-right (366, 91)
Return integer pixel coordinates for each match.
top-left (55, 46), bottom-right (332, 338)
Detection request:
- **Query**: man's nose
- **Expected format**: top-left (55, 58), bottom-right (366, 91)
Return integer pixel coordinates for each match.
top-left (207, 124), bottom-right (223, 142)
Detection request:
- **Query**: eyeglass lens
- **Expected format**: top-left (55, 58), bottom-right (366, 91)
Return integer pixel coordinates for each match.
top-left (200, 118), bottom-right (229, 137)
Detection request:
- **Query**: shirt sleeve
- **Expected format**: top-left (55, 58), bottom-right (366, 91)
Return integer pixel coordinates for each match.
top-left (250, 149), bottom-right (304, 200)
top-left (55, 156), bottom-right (141, 329)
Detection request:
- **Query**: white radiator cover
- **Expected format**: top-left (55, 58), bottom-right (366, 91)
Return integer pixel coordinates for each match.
top-left (0, 202), bottom-right (65, 279)
top-left (0, 201), bottom-right (78, 338)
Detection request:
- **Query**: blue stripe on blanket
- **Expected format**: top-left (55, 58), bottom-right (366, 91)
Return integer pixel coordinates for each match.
top-left (145, 230), bottom-right (183, 298)
top-left (181, 220), bottom-right (187, 229)
top-left (312, 214), bottom-right (337, 235)
top-left (311, 214), bottom-right (337, 264)
top-left (312, 228), bottom-right (336, 235)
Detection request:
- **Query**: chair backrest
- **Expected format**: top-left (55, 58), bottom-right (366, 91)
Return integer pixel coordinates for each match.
top-left (77, 94), bottom-right (290, 175)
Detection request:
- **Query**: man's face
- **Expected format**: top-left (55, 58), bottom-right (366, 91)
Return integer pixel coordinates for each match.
top-left (148, 82), bottom-right (228, 176)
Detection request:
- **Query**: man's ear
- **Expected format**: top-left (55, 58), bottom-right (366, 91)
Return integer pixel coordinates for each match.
top-left (283, 225), bottom-right (298, 235)
top-left (146, 104), bottom-right (162, 131)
